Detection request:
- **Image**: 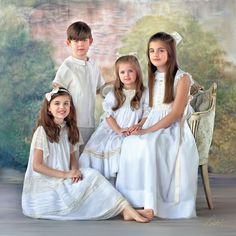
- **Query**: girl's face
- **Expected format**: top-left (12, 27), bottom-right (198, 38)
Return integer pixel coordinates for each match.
top-left (118, 63), bottom-right (137, 89)
top-left (48, 95), bottom-right (71, 125)
top-left (67, 38), bottom-right (93, 60)
top-left (149, 40), bottom-right (168, 72)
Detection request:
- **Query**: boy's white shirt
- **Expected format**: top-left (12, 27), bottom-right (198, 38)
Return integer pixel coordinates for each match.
top-left (53, 56), bottom-right (105, 128)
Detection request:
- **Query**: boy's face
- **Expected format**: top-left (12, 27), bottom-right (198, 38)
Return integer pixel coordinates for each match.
top-left (67, 37), bottom-right (93, 60)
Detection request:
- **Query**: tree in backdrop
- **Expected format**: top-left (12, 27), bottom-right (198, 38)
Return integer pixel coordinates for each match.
top-left (0, 5), bottom-right (55, 169)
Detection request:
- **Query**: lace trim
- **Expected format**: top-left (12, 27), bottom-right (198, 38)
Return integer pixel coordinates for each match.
top-left (83, 147), bottom-right (121, 159)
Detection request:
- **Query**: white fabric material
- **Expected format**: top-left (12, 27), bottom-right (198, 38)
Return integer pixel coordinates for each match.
top-left (22, 126), bottom-right (128, 220)
top-left (79, 88), bottom-right (150, 179)
top-left (116, 69), bottom-right (199, 219)
top-left (53, 56), bottom-right (105, 129)
top-left (79, 127), bottom-right (95, 148)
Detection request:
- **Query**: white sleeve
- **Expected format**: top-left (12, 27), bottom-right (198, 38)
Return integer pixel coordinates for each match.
top-left (175, 71), bottom-right (193, 86)
top-left (31, 126), bottom-right (49, 162)
top-left (102, 91), bottom-right (117, 118)
top-left (53, 63), bottom-right (73, 89)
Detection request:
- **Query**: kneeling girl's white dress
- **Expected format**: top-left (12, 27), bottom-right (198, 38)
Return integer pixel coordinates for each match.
top-left (79, 89), bottom-right (149, 179)
top-left (116, 70), bottom-right (199, 219)
top-left (22, 125), bottom-right (128, 220)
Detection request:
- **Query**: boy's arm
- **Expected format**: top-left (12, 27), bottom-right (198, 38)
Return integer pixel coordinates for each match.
top-left (52, 62), bottom-right (72, 89)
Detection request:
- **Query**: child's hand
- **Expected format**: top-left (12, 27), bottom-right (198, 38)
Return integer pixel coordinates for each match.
top-left (66, 169), bottom-right (83, 183)
top-left (128, 124), bottom-right (142, 133)
top-left (118, 128), bottom-right (129, 136)
top-left (130, 129), bottom-right (147, 136)
top-left (122, 130), bottom-right (131, 137)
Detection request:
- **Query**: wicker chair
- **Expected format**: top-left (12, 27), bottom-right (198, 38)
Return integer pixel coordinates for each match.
top-left (188, 82), bottom-right (217, 209)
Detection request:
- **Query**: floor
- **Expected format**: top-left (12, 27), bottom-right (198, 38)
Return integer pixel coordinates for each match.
top-left (0, 169), bottom-right (235, 236)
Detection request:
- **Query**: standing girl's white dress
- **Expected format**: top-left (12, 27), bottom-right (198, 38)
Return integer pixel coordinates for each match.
top-left (22, 125), bottom-right (129, 220)
top-left (79, 89), bottom-right (149, 179)
top-left (116, 69), bottom-right (199, 219)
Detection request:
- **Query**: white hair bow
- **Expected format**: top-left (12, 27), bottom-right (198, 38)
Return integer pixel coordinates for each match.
top-left (45, 87), bottom-right (70, 102)
top-left (171, 31), bottom-right (182, 45)
top-left (45, 88), bottom-right (60, 102)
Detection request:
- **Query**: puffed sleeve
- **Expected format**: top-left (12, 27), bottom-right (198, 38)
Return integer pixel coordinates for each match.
top-left (175, 70), bottom-right (193, 86)
top-left (175, 70), bottom-right (194, 118)
top-left (102, 91), bottom-right (117, 118)
top-left (31, 126), bottom-right (49, 162)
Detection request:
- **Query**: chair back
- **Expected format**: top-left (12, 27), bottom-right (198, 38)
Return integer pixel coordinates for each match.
top-left (100, 81), bottom-right (115, 99)
top-left (188, 83), bottom-right (217, 165)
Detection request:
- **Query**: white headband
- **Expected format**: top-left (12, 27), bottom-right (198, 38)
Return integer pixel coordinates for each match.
top-left (45, 87), bottom-right (70, 102)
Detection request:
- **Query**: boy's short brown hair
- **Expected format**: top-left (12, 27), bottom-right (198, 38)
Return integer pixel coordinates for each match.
top-left (67, 21), bottom-right (92, 41)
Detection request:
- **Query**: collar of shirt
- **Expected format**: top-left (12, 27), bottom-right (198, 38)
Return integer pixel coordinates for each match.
top-left (70, 56), bottom-right (89, 66)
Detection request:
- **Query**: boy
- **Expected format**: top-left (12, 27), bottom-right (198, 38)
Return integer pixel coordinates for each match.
top-left (53, 21), bottom-right (105, 147)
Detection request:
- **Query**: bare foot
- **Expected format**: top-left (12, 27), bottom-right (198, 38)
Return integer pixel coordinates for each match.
top-left (122, 206), bottom-right (150, 223)
top-left (137, 209), bottom-right (154, 220)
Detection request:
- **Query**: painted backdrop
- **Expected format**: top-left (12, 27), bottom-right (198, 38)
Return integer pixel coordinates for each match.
top-left (0, 0), bottom-right (236, 174)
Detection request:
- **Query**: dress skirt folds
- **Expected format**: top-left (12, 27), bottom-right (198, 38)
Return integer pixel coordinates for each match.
top-left (79, 89), bottom-right (149, 179)
top-left (116, 70), bottom-right (199, 219)
top-left (22, 126), bottom-right (128, 220)
top-left (22, 168), bottom-right (128, 220)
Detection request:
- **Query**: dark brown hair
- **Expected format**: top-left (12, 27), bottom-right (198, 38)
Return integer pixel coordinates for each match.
top-left (147, 32), bottom-right (178, 107)
top-left (33, 88), bottom-right (80, 145)
top-left (112, 55), bottom-right (145, 111)
top-left (67, 21), bottom-right (92, 41)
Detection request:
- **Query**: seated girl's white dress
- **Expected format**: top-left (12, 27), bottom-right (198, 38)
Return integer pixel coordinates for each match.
top-left (22, 125), bottom-right (128, 220)
top-left (79, 89), bottom-right (149, 179)
top-left (116, 70), bottom-right (199, 219)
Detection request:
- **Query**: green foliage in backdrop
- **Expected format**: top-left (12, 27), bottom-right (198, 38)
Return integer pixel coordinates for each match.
top-left (118, 14), bottom-right (224, 87)
top-left (117, 13), bottom-right (236, 173)
top-left (0, 2), bottom-right (236, 173)
top-left (0, 0), bottom-right (59, 8)
top-left (0, 5), bottom-right (55, 169)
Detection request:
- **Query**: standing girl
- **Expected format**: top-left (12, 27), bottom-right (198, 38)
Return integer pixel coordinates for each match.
top-left (116, 32), bottom-right (199, 219)
top-left (22, 87), bottom-right (153, 222)
top-left (80, 55), bottom-right (149, 181)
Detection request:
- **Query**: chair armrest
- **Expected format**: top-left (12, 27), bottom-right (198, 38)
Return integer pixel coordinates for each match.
top-left (188, 94), bottom-right (216, 165)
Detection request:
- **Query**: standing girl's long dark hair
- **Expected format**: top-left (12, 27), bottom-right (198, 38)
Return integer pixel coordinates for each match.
top-left (147, 32), bottom-right (178, 107)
